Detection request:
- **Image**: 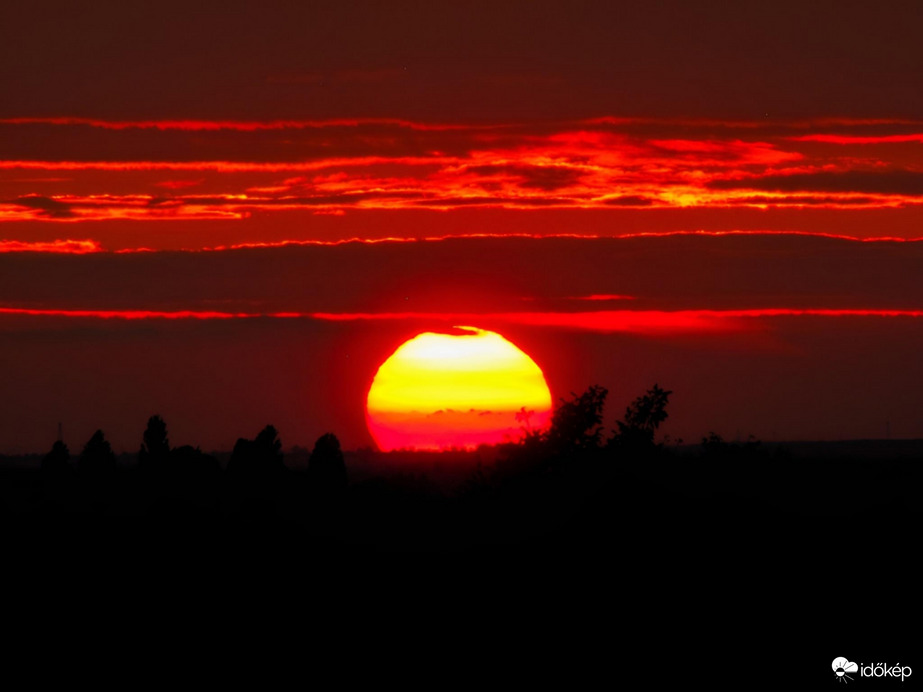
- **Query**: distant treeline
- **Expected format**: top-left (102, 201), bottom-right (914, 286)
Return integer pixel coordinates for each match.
top-left (31, 383), bottom-right (684, 486)
top-left (3, 384), bottom-right (922, 560)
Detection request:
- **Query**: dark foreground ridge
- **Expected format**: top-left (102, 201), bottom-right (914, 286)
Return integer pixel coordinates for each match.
top-left (3, 388), bottom-right (919, 678)
top-left (4, 386), bottom-right (921, 562)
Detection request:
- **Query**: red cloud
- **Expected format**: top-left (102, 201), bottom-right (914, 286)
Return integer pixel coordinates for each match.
top-left (0, 239), bottom-right (102, 253)
top-left (3, 117), bottom-right (923, 245)
top-left (2, 307), bottom-right (922, 335)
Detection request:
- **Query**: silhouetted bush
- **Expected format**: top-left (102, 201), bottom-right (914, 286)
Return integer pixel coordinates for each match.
top-left (139, 414), bottom-right (170, 471)
top-left (42, 439), bottom-right (71, 477)
top-left (308, 433), bottom-right (347, 495)
top-left (609, 384), bottom-right (672, 454)
top-left (228, 425), bottom-right (284, 476)
top-left (545, 385), bottom-right (609, 457)
top-left (700, 432), bottom-right (763, 462)
top-left (226, 425), bottom-right (286, 514)
top-left (136, 416), bottom-right (220, 504)
top-left (41, 439), bottom-right (74, 509)
top-left (78, 429), bottom-right (116, 478)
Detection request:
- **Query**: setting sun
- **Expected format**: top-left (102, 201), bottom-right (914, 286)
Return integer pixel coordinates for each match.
top-left (366, 327), bottom-right (553, 451)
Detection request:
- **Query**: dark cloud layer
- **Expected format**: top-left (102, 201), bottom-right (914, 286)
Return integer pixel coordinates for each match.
top-left (9, 195), bottom-right (74, 218)
top-left (2, 234), bottom-right (922, 314)
top-left (710, 171), bottom-right (923, 196)
top-left (3, 115), bottom-right (922, 232)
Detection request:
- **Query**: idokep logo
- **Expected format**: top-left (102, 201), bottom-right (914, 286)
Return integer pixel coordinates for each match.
top-left (833, 658), bottom-right (913, 683)
top-left (834, 658), bottom-right (859, 683)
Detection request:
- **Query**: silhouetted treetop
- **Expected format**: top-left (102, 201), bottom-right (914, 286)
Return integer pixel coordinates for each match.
top-left (308, 433), bottom-right (348, 492)
top-left (228, 424), bottom-right (285, 480)
top-left (611, 384), bottom-right (672, 451)
top-left (700, 431), bottom-right (763, 461)
top-left (255, 425), bottom-right (282, 460)
top-left (79, 429), bottom-right (116, 476)
top-left (701, 432), bottom-right (726, 454)
top-left (142, 415), bottom-right (170, 457)
top-left (42, 439), bottom-right (71, 475)
top-left (545, 385), bottom-right (609, 455)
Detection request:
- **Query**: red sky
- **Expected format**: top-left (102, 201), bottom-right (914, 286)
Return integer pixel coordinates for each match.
top-left (3, 116), bottom-right (923, 249)
top-left (1, 2), bottom-right (922, 452)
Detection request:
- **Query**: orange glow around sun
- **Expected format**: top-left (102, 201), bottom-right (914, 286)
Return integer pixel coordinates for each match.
top-left (366, 327), bottom-right (553, 451)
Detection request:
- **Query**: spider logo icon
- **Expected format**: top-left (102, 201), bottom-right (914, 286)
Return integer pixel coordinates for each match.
top-left (833, 657), bottom-right (858, 683)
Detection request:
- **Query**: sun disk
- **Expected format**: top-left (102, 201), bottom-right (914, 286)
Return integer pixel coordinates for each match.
top-left (366, 326), bottom-right (552, 451)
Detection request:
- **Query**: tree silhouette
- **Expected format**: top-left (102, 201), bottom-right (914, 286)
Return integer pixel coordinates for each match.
top-left (544, 385), bottom-right (609, 455)
top-left (41, 438), bottom-right (74, 508)
top-left (700, 431), bottom-right (762, 461)
top-left (255, 425), bottom-right (283, 461)
top-left (228, 424), bottom-right (285, 481)
top-left (610, 384), bottom-right (672, 452)
top-left (308, 433), bottom-right (348, 494)
top-left (78, 429), bottom-right (116, 478)
top-left (139, 414), bottom-right (170, 470)
top-left (225, 425), bottom-right (286, 516)
top-left (498, 386), bottom-right (609, 482)
top-left (701, 431), bottom-right (727, 456)
top-left (42, 439), bottom-right (71, 475)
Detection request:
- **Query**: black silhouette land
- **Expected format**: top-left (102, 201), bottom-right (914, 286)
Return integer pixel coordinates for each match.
top-left (4, 384), bottom-right (918, 678)
top-left (5, 384), bottom-right (920, 561)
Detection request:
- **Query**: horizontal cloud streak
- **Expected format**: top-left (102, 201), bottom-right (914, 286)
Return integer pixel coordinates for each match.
top-left (308, 309), bottom-right (923, 333)
top-left (790, 133), bottom-right (923, 144)
top-left (3, 116), bottom-right (923, 244)
top-left (710, 171), bottom-right (923, 196)
top-left (0, 238), bottom-right (101, 253)
top-left (3, 307), bottom-right (922, 336)
top-left (2, 235), bottom-right (921, 317)
top-left (0, 117), bottom-right (495, 132)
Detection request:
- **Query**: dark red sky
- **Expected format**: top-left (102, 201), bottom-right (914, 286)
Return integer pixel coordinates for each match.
top-left (4, 1), bottom-right (923, 121)
top-left (1, 2), bottom-right (922, 452)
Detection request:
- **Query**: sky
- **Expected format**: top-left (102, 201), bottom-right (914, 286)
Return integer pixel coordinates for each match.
top-left (2, 1), bottom-right (922, 453)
